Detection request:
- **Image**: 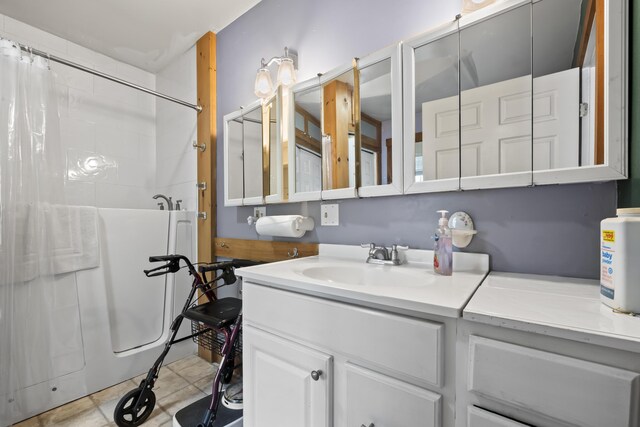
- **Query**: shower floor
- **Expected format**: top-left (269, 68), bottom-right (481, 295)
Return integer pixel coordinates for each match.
top-left (16, 354), bottom-right (218, 427)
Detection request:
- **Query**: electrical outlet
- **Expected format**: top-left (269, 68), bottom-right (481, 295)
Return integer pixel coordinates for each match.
top-left (321, 204), bottom-right (339, 226)
top-left (254, 207), bottom-right (266, 218)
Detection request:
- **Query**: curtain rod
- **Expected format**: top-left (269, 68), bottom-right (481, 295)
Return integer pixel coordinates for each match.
top-left (16, 43), bottom-right (202, 113)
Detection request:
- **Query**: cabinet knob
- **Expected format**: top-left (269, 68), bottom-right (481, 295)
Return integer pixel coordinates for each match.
top-left (310, 370), bottom-right (322, 381)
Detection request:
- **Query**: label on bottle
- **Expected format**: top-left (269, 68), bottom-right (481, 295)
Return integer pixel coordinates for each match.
top-left (600, 229), bottom-right (615, 299)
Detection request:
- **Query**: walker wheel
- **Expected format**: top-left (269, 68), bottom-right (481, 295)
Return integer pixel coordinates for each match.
top-left (113, 387), bottom-right (156, 426)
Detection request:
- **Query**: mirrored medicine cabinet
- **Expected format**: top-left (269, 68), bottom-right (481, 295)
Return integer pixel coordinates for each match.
top-left (316, 63), bottom-right (359, 200)
top-left (403, 0), bottom-right (627, 194)
top-left (357, 44), bottom-right (404, 197)
top-left (224, 0), bottom-right (627, 206)
top-left (287, 77), bottom-right (323, 201)
top-left (223, 89), bottom-right (284, 206)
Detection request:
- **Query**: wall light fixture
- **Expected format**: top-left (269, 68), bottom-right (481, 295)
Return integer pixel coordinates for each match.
top-left (254, 47), bottom-right (298, 99)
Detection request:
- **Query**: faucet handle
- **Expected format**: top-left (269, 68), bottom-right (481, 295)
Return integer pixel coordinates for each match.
top-left (392, 244), bottom-right (409, 251)
top-left (361, 243), bottom-right (376, 249)
top-left (391, 244), bottom-right (409, 265)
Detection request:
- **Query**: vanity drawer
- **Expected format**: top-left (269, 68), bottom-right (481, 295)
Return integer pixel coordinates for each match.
top-left (467, 406), bottom-right (528, 427)
top-left (346, 363), bottom-right (441, 427)
top-left (243, 282), bottom-right (444, 386)
top-left (468, 335), bottom-right (640, 427)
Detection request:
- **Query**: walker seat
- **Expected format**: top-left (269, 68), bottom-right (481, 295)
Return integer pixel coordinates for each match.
top-left (183, 297), bottom-right (242, 329)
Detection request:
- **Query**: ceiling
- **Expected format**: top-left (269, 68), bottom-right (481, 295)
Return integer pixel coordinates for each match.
top-left (0, 0), bottom-right (261, 72)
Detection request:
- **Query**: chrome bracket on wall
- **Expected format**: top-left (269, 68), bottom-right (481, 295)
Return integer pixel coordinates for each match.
top-left (192, 141), bottom-right (206, 152)
top-left (197, 212), bottom-right (207, 220)
top-left (196, 181), bottom-right (207, 190)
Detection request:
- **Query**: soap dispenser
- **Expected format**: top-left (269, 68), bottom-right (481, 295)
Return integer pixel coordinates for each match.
top-left (434, 210), bottom-right (453, 276)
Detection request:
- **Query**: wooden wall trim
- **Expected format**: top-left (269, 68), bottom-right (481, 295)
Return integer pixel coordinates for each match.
top-left (196, 32), bottom-right (216, 263)
top-left (196, 31), bottom-right (216, 361)
top-left (213, 238), bottom-right (319, 262)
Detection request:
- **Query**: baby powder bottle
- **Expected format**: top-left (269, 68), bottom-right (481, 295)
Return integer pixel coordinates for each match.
top-left (600, 208), bottom-right (640, 313)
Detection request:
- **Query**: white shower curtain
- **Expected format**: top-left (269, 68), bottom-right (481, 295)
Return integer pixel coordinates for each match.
top-left (0, 39), bottom-right (68, 425)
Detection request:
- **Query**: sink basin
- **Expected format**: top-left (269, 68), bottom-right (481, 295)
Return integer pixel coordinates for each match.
top-left (236, 244), bottom-right (490, 318)
top-left (299, 264), bottom-right (424, 287)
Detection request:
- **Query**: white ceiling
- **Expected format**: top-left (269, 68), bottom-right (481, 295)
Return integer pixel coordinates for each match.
top-left (0, 0), bottom-right (261, 72)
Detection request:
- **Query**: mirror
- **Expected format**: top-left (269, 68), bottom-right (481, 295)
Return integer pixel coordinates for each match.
top-left (357, 44), bottom-right (403, 197)
top-left (358, 61), bottom-right (386, 187)
top-left (402, 0), bottom-right (625, 194)
top-left (223, 110), bottom-right (244, 206)
top-left (263, 92), bottom-right (283, 203)
top-left (532, 0), bottom-right (602, 178)
top-left (321, 66), bottom-right (359, 198)
top-left (459, 3), bottom-right (533, 189)
top-left (226, 0), bottom-right (626, 206)
top-left (290, 79), bottom-right (323, 201)
top-left (403, 23), bottom-right (460, 193)
top-left (242, 104), bottom-right (264, 204)
top-left (224, 97), bottom-right (281, 207)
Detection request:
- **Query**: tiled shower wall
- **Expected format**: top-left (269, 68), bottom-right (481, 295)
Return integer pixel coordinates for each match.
top-left (155, 47), bottom-right (198, 212)
top-left (0, 14), bottom-right (158, 209)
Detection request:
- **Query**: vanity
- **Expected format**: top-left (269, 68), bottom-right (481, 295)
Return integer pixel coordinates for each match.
top-left (458, 273), bottom-right (640, 427)
top-left (238, 244), bottom-right (490, 427)
top-left (238, 246), bottom-right (640, 427)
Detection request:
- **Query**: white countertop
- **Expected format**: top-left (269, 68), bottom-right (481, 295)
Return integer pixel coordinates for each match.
top-left (237, 244), bottom-right (489, 318)
top-left (464, 272), bottom-right (640, 353)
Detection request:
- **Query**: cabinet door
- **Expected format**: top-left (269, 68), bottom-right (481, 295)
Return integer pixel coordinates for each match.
top-left (346, 363), bottom-right (441, 427)
top-left (244, 326), bottom-right (332, 427)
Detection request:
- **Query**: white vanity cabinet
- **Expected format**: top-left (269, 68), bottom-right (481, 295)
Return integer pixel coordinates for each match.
top-left (237, 244), bottom-right (490, 426)
top-left (242, 281), bottom-right (458, 427)
top-left (457, 273), bottom-right (640, 427)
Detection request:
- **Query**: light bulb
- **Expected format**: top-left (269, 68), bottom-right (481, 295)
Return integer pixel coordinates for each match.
top-left (254, 68), bottom-right (273, 98)
top-left (277, 58), bottom-right (296, 87)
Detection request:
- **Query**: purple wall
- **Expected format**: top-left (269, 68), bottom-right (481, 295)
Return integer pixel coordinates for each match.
top-left (216, 0), bottom-right (617, 279)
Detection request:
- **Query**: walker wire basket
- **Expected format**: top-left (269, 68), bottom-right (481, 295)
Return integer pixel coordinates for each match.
top-left (190, 320), bottom-right (242, 355)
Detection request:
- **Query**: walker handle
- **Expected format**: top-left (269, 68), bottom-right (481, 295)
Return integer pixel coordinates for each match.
top-left (144, 255), bottom-right (182, 277)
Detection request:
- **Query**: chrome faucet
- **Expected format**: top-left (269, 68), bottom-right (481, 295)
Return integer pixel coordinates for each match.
top-left (153, 194), bottom-right (173, 211)
top-left (360, 243), bottom-right (408, 266)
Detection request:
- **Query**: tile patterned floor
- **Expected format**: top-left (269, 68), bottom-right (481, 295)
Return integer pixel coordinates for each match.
top-left (15, 355), bottom-right (217, 427)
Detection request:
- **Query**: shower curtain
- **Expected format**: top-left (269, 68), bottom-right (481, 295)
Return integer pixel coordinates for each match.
top-left (0, 39), bottom-right (68, 425)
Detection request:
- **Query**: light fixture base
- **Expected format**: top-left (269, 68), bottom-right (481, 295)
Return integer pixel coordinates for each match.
top-left (285, 47), bottom-right (299, 70)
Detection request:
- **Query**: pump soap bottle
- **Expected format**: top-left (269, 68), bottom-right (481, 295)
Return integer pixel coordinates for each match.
top-left (433, 210), bottom-right (453, 276)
